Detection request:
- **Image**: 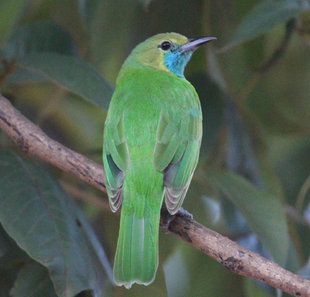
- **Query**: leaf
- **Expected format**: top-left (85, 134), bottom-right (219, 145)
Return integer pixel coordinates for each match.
top-left (10, 262), bottom-right (58, 297)
top-left (210, 170), bottom-right (290, 266)
top-left (0, 0), bottom-right (28, 42)
top-left (224, 0), bottom-right (309, 50)
top-left (0, 224), bottom-right (29, 269)
top-left (3, 21), bottom-right (78, 60)
top-left (2, 21), bottom-right (78, 85)
top-left (0, 226), bottom-right (23, 297)
top-left (0, 150), bottom-right (111, 297)
top-left (18, 53), bottom-right (113, 110)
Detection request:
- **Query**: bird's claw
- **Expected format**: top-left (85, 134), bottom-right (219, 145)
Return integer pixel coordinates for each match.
top-left (160, 206), bottom-right (193, 234)
top-left (177, 207), bottom-right (193, 220)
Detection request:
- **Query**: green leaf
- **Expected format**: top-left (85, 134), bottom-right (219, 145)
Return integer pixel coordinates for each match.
top-left (10, 262), bottom-right (57, 297)
top-left (224, 0), bottom-right (309, 50)
top-left (210, 170), bottom-right (290, 265)
top-left (0, 0), bottom-right (28, 42)
top-left (0, 150), bottom-right (111, 297)
top-left (3, 21), bottom-right (77, 60)
top-left (2, 21), bottom-right (78, 85)
top-left (0, 224), bottom-right (29, 270)
top-left (19, 53), bottom-right (113, 110)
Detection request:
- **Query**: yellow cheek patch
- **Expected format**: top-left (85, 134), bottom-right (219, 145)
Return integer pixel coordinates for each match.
top-left (137, 48), bottom-right (170, 74)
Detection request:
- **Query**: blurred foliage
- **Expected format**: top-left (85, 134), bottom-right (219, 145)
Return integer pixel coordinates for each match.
top-left (0, 0), bottom-right (310, 296)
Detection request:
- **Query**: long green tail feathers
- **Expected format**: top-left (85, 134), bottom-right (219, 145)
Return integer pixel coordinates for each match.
top-left (114, 208), bottom-right (161, 288)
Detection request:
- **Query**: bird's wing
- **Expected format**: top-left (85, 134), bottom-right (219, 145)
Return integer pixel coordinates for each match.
top-left (154, 101), bottom-right (202, 215)
top-left (103, 112), bottom-right (128, 212)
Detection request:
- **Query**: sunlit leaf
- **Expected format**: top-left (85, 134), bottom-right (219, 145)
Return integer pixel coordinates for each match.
top-left (0, 0), bottom-right (28, 42)
top-left (223, 0), bottom-right (309, 50)
top-left (0, 150), bottom-right (111, 297)
top-left (10, 262), bottom-right (57, 297)
top-left (19, 53), bottom-right (113, 110)
top-left (210, 170), bottom-right (290, 265)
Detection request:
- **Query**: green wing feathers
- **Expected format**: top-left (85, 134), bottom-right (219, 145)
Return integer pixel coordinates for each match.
top-left (154, 94), bottom-right (202, 215)
top-left (103, 112), bottom-right (128, 212)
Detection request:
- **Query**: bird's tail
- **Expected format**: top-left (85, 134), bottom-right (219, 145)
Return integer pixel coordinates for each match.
top-left (113, 169), bottom-right (163, 289)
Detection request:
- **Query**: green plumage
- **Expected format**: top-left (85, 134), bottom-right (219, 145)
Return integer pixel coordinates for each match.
top-left (103, 33), bottom-right (215, 288)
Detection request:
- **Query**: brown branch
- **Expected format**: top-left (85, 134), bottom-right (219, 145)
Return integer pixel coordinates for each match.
top-left (0, 93), bottom-right (310, 297)
top-left (0, 94), bottom-right (105, 192)
top-left (166, 215), bottom-right (310, 297)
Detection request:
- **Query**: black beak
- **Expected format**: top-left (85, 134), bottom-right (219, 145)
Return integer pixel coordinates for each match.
top-left (179, 36), bottom-right (217, 53)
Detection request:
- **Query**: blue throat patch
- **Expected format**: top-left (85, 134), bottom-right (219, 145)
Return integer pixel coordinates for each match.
top-left (164, 50), bottom-right (192, 78)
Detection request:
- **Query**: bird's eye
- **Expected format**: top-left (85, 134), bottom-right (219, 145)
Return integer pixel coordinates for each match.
top-left (159, 41), bottom-right (172, 51)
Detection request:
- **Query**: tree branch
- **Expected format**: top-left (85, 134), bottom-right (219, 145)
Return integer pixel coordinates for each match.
top-left (0, 93), bottom-right (309, 297)
top-left (0, 94), bottom-right (106, 192)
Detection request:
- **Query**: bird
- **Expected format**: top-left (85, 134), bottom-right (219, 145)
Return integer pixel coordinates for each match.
top-left (103, 32), bottom-right (216, 289)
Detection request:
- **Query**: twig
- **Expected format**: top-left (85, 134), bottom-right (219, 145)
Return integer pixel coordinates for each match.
top-left (0, 93), bottom-right (310, 297)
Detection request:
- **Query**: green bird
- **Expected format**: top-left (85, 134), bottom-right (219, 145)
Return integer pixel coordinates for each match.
top-left (103, 32), bottom-right (216, 288)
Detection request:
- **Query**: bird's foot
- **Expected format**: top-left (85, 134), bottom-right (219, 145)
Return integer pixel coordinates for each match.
top-left (177, 207), bottom-right (193, 220)
top-left (160, 206), bottom-right (193, 234)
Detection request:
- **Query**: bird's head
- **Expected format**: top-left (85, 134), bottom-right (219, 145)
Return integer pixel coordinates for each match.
top-left (126, 32), bottom-right (216, 78)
